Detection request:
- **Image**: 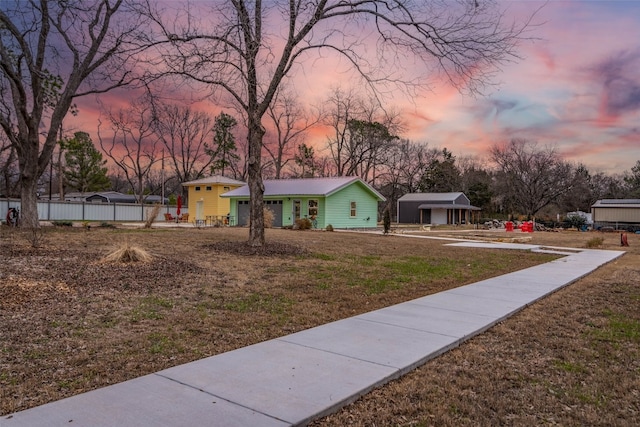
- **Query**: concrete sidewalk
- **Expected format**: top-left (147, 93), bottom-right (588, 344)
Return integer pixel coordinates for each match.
top-left (3, 243), bottom-right (624, 427)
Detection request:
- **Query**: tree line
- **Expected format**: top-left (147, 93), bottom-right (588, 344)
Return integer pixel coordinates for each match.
top-left (8, 0), bottom-right (629, 246)
top-left (3, 92), bottom-right (638, 224)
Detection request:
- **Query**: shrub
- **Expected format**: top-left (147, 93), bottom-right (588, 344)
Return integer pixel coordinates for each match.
top-left (263, 207), bottom-right (275, 228)
top-left (23, 227), bottom-right (45, 248)
top-left (294, 218), bottom-right (312, 230)
top-left (586, 236), bottom-right (604, 248)
top-left (566, 214), bottom-right (587, 230)
top-left (383, 207), bottom-right (391, 234)
top-left (144, 205), bottom-right (162, 229)
top-left (326, 224), bottom-right (334, 232)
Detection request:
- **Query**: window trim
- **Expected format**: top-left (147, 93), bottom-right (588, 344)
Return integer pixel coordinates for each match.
top-left (350, 200), bottom-right (357, 217)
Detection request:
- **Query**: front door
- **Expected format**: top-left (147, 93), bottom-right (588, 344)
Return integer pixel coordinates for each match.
top-left (293, 199), bottom-right (301, 222)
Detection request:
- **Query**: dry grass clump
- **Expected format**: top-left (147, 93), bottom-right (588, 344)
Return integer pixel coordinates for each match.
top-left (585, 236), bottom-right (604, 248)
top-left (102, 242), bottom-right (153, 263)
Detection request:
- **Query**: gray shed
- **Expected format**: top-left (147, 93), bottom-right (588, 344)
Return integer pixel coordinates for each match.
top-left (591, 199), bottom-right (640, 230)
top-left (397, 192), bottom-right (480, 225)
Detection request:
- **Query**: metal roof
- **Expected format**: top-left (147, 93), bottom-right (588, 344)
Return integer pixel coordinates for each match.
top-left (417, 203), bottom-right (481, 210)
top-left (221, 177), bottom-right (385, 201)
top-left (592, 199), bottom-right (640, 208)
top-left (398, 192), bottom-right (467, 202)
top-left (182, 175), bottom-right (246, 186)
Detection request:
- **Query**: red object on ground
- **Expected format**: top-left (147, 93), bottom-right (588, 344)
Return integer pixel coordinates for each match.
top-left (621, 232), bottom-right (629, 247)
top-left (505, 221), bottom-right (514, 232)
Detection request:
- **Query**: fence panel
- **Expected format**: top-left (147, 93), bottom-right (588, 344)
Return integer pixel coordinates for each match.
top-left (1, 198), bottom-right (181, 223)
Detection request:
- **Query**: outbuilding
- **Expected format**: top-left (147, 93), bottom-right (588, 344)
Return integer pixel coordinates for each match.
top-left (591, 199), bottom-right (640, 230)
top-left (222, 176), bottom-right (385, 229)
top-left (397, 192), bottom-right (480, 225)
top-left (182, 175), bottom-right (246, 224)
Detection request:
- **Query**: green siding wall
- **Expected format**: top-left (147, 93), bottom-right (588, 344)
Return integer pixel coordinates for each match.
top-left (325, 181), bottom-right (379, 228)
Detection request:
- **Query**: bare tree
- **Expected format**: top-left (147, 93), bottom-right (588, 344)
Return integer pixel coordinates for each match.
top-left (377, 139), bottom-right (438, 218)
top-left (98, 97), bottom-right (159, 203)
top-left (0, 0), bottom-right (148, 227)
top-left (490, 139), bottom-right (576, 217)
top-left (147, 0), bottom-right (537, 246)
top-left (264, 87), bottom-right (322, 179)
top-left (324, 87), bottom-right (365, 177)
top-left (151, 101), bottom-right (217, 184)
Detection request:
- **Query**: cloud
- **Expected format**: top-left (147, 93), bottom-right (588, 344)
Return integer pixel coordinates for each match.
top-left (591, 48), bottom-right (640, 123)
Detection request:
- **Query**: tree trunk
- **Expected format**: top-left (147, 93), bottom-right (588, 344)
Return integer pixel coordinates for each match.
top-left (19, 171), bottom-right (40, 228)
top-left (247, 119), bottom-right (266, 247)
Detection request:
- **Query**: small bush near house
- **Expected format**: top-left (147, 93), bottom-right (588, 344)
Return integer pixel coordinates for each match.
top-left (264, 207), bottom-right (275, 228)
top-left (326, 224), bottom-right (334, 232)
top-left (294, 218), bottom-right (312, 230)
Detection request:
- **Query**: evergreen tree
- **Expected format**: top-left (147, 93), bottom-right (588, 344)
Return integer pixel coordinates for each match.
top-left (208, 112), bottom-right (240, 177)
top-left (62, 132), bottom-right (110, 193)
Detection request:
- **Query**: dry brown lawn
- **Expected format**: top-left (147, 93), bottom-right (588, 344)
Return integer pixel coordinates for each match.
top-left (1, 224), bottom-right (638, 426)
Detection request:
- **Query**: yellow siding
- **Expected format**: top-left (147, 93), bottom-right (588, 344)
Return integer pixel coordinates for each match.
top-left (186, 183), bottom-right (242, 218)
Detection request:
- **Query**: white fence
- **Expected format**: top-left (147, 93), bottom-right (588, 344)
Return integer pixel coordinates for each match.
top-left (0, 198), bottom-right (184, 223)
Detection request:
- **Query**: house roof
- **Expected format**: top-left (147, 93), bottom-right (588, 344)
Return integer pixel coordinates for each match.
top-left (398, 192), bottom-right (468, 202)
top-left (86, 192), bottom-right (166, 203)
top-left (592, 199), bottom-right (640, 208)
top-left (417, 203), bottom-right (481, 211)
top-left (221, 177), bottom-right (386, 201)
top-left (182, 175), bottom-right (246, 186)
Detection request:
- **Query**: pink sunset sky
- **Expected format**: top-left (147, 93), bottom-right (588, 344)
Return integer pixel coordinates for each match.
top-left (68, 0), bottom-right (640, 176)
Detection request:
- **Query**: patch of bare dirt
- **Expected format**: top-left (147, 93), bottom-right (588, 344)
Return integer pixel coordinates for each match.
top-left (205, 240), bottom-right (307, 256)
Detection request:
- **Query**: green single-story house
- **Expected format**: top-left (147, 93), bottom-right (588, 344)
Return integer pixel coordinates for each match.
top-left (221, 176), bottom-right (386, 229)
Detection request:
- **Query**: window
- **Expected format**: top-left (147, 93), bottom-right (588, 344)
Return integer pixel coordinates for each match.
top-left (308, 199), bottom-right (318, 217)
top-left (195, 186), bottom-right (201, 191)
top-left (350, 201), bottom-right (357, 217)
top-left (206, 186), bottom-right (212, 191)
top-left (223, 186), bottom-right (230, 192)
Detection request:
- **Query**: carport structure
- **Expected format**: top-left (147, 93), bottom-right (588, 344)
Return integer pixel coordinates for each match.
top-left (397, 192), bottom-right (481, 225)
